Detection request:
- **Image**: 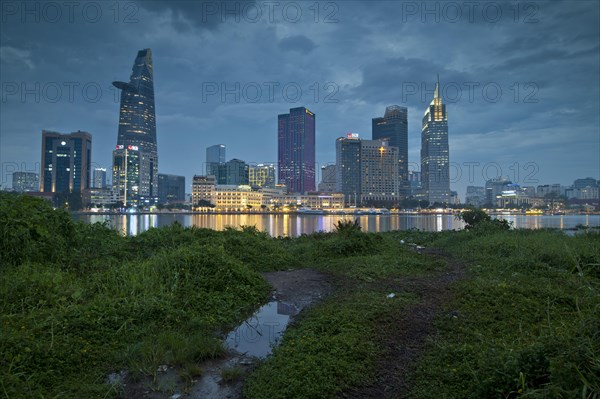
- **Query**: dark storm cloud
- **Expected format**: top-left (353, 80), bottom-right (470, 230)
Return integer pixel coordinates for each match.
top-left (0, 0), bottom-right (598, 197)
top-left (278, 35), bottom-right (317, 54)
top-left (138, 0), bottom-right (255, 31)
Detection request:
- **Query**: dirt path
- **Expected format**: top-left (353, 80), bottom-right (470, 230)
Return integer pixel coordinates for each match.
top-left (341, 248), bottom-right (467, 399)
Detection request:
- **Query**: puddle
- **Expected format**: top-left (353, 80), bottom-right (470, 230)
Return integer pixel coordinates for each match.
top-left (225, 301), bottom-right (298, 358)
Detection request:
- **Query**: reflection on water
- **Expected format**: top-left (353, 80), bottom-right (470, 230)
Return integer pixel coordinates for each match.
top-left (225, 301), bottom-right (297, 358)
top-left (74, 213), bottom-right (600, 237)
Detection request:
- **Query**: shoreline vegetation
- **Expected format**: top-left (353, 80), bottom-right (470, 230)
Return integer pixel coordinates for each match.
top-left (1, 192), bottom-right (599, 398)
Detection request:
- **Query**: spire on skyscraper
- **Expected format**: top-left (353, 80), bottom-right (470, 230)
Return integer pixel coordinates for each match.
top-left (434, 74), bottom-right (440, 98)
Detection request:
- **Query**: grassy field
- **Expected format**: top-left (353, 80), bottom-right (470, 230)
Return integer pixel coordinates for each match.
top-left (1, 193), bottom-right (598, 398)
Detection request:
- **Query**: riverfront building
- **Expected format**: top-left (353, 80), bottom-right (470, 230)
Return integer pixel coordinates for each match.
top-left (40, 130), bottom-right (92, 194)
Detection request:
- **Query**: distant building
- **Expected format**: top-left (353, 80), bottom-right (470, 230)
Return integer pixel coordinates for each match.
top-left (465, 186), bottom-right (485, 207)
top-left (421, 76), bottom-right (450, 205)
top-left (93, 168), bottom-right (107, 189)
top-left (408, 171), bottom-right (421, 196)
top-left (335, 134), bottom-right (362, 206)
top-left (573, 177), bottom-right (598, 189)
top-left (190, 178), bottom-right (344, 211)
top-left (536, 184), bottom-right (562, 197)
top-left (158, 174), bottom-right (186, 204)
top-left (278, 107), bottom-right (316, 193)
top-left (84, 188), bottom-right (114, 207)
top-left (450, 191), bottom-right (460, 205)
top-left (206, 144), bottom-right (226, 176)
top-left (249, 164), bottom-right (276, 188)
top-left (12, 172), bottom-right (39, 192)
top-left (213, 185), bottom-right (263, 211)
top-left (192, 175), bottom-right (216, 207)
top-left (318, 164), bottom-right (337, 193)
top-left (578, 186), bottom-right (599, 200)
top-left (485, 176), bottom-right (512, 206)
top-left (225, 159), bottom-right (249, 186)
top-left (373, 105), bottom-right (409, 196)
top-left (41, 130), bottom-right (92, 193)
top-left (360, 139), bottom-right (400, 206)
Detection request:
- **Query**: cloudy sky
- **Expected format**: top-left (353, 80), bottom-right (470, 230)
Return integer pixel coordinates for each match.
top-left (1, 0), bottom-right (599, 198)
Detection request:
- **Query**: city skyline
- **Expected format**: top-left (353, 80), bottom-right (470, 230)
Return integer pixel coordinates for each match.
top-left (1, 1), bottom-right (599, 199)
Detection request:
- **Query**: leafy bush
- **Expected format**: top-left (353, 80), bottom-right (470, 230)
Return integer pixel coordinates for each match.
top-left (0, 192), bottom-right (76, 267)
top-left (457, 207), bottom-right (512, 232)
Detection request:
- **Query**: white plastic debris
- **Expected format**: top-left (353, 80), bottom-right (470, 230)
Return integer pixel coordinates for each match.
top-left (387, 293), bottom-right (396, 298)
top-left (400, 240), bottom-right (405, 244)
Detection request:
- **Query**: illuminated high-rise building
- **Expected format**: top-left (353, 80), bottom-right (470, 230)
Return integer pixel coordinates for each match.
top-left (278, 107), bottom-right (316, 193)
top-left (40, 130), bottom-right (92, 193)
top-left (360, 139), bottom-right (399, 205)
top-left (336, 134), bottom-right (362, 205)
top-left (421, 76), bottom-right (450, 204)
top-left (373, 105), bottom-right (409, 196)
top-left (112, 145), bottom-right (141, 206)
top-left (249, 164), bottom-right (276, 188)
top-left (112, 49), bottom-right (158, 203)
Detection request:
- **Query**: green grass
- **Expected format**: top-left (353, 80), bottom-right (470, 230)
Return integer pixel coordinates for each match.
top-left (244, 291), bottom-right (418, 398)
top-left (408, 228), bottom-right (600, 399)
top-left (1, 193), bottom-right (598, 398)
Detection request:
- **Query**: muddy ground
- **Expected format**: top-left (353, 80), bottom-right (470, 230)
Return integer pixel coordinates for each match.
top-left (117, 269), bottom-right (333, 399)
top-left (117, 249), bottom-right (465, 399)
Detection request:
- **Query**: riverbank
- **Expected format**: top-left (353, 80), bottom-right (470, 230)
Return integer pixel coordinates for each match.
top-left (1, 193), bottom-right (599, 398)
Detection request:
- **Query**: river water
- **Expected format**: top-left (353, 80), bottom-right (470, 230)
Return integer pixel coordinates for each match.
top-left (73, 213), bottom-right (600, 237)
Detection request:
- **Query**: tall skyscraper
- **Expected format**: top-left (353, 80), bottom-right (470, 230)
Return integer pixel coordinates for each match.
top-left (206, 144), bottom-right (226, 176)
top-left (93, 168), bottom-right (107, 189)
top-left (278, 107), bottom-right (316, 193)
top-left (112, 48), bottom-right (158, 204)
top-left (336, 134), bottom-right (362, 205)
top-left (40, 130), bottom-right (92, 193)
top-left (373, 105), bottom-right (409, 196)
top-left (421, 76), bottom-right (450, 204)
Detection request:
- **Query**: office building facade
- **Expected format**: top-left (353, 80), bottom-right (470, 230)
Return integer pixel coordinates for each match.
top-left (249, 164), bottom-right (276, 188)
top-left (12, 172), bottom-right (39, 192)
top-left (318, 164), bottom-right (337, 193)
top-left (336, 134), bottom-right (362, 205)
top-left (41, 130), bottom-right (92, 193)
top-left (373, 105), bottom-right (409, 196)
top-left (360, 139), bottom-right (400, 205)
top-left (421, 77), bottom-right (450, 204)
top-left (158, 174), bottom-right (186, 204)
top-left (206, 144), bottom-right (226, 176)
top-left (278, 107), bottom-right (316, 193)
top-left (93, 168), bottom-right (107, 189)
top-left (112, 145), bottom-right (141, 206)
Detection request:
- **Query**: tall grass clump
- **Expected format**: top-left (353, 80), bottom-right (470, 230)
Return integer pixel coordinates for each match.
top-left (0, 195), bottom-right (271, 398)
